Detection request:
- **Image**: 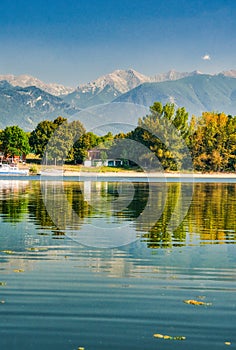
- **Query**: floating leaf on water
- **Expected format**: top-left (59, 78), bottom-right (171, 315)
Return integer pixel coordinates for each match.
top-left (1, 250), bottom-right (15, 255)
top-left (163, 335), bottom-right (172, 340)
top-left (183, 299), bottom-right (212, 306)
top-left (0, 282), bottom-right (6, 286)
top-left (13, 269), bottom-right (24, 273)
top-left (153, 334), bottom-right (164, 338)
top-left (153, 333), bottom-right (186, 341)
top-left (169, 275), bottom-right (177, 279)
top-left (26, 247), bottom-right (38, 251)
top-left (26, 247), bottom-right (48, 252)
top-left (173, 336), bottom-right (186, 340)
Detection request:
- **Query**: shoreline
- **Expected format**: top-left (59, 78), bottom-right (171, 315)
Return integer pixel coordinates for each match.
top-left (62, 170), bottom-right (236, 178)
top-left (2, 169), bottom-right (236, 180)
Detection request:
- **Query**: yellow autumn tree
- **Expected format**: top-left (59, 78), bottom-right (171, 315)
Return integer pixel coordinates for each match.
top-left (190, 112), bottom-right (236, 172)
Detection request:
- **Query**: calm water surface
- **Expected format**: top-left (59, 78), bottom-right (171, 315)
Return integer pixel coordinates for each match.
top-left (0, 180), bottom-right (236, 350)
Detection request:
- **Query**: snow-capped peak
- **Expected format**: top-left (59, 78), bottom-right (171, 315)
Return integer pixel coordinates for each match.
top-left (0, 74), bottom-right (74, 96)
top-left (77, 69), bottom-right (152, 94)
top-left (221, 70), bottom-right (236, 78)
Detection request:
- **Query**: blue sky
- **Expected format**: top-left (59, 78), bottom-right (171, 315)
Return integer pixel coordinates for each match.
top-left (0, 0), bottom-right (235, 86)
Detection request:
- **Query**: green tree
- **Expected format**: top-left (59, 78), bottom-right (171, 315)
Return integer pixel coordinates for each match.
top-left (45, 119), bottom-right (85, 165)
top-left (53, 116), bottom-right (67, 127)
top-left (1, 125), bottom-right (30, 158)
top-left (29, 116), bottom-right (68, 158)
top-left (99, 132), bottom-right (114, 147)
top-left (116, 102), bottom-right (190, 170)
top-left (29, 119), bottom-right (56, 157)
top-left (73, 132), bottom-right (113, 164)
top-left (30, 117), bottom-right (86, 164)
top-left (72, 132), bottom-right (99, 164)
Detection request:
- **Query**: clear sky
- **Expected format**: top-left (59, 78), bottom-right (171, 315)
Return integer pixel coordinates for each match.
top-left (0, 0), bottom-right (235, 86)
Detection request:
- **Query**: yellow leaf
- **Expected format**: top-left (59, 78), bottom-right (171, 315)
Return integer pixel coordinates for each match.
top-left (153, 333), bottom-right (164, 338)
top-left (13, 269), bottom-right (24, 273)
top-left (183, 299), bottom-right (212, 306)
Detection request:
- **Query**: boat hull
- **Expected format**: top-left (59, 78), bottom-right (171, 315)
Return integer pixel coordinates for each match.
top-left (0, 170), bottom-right (29, 176)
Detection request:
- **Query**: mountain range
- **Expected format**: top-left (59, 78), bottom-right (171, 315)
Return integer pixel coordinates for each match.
top-left (63, 69), bottom-right (153, 108)
top-left (0, 81), bottom-right (78, 130)
top-left (114, 73), bottom-right (236, 117)
top-left (1, 68), bottom-right (236, 131)
top-left (0, 74), bottom-right (74, 96)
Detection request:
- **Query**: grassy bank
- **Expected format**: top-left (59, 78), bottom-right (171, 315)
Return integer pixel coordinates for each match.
top-left (21, 156), bottom-right (236, 176)
top-left (22, 159), bottom-right (141, 174)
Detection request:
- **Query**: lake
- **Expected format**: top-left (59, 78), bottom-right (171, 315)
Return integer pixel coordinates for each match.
top-left (0, 179), bottom-right (236, 350)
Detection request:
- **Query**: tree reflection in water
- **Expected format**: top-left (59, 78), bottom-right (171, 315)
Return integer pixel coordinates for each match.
top-left (0, 181), bottom-right (236, 247)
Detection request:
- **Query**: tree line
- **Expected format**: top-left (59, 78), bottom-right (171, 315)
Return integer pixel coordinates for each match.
top-left (111, 102), bottom-right (236, 172)
top-left (0, 102), bottom-right (236, 172)
top-left (0, 116), bottom-right (113, 164)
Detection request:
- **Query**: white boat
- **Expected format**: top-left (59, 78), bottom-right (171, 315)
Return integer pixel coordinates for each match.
top-left (0, 163), bottom-right (29, 176)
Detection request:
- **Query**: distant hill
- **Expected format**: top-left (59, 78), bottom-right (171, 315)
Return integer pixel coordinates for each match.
top-left (114, 74), bottom-right (236, 117)
top-left (0, 81), bottom-right (78, 130)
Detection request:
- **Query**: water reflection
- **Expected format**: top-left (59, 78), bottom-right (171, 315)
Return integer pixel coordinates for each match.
top-left (0, 181), bottom-right (29, 223)
top-left (1, 180), bottom-right (236, 350)
top-left (142, 183), bottom-right (236, 247)
top-left (0, 180), bottom-right (236, 247)
top-left (142, 183), bottom-right (187, 248)
top-left (187, 183), bottom-right (236, 244)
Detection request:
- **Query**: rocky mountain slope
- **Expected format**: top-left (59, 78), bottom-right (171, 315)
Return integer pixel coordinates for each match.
top-left (152, 69), bottom-right (202, 82)
top-left (63, 69), bottom-right (153, 108)
top-left (62, 69), bottom-right (204, 109)
top-left (0, 81), bottom-right (78, 130)
top-left (114, 74), bottom-right (236, 117)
